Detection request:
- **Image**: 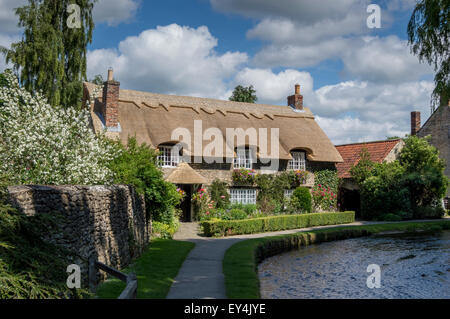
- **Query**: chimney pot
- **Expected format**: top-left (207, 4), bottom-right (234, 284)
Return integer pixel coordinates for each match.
top-left (107, 67), bottom-right (114, 81)
top-left (411, 111), bottom-right (421, 136)
top-left (287, 84), bottom-right (303, 110)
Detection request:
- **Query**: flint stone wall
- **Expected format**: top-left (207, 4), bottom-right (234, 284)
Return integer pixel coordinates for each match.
top-left (7, 185), bottom-right (150, 285)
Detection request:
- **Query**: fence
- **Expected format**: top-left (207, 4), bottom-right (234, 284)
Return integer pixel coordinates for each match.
top-left (89, 257), bottom-right (137, 299)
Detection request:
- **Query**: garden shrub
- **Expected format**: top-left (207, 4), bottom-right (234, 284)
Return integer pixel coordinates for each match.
top-left (232, 168), bottom-right (257, 185)
top-left (208, 179), bottom-right (230, 209)
top-left (312, 170), bottom-right (339, 211)
top-left (289, 187), bottom-right (312, 213)
top-left (0, 70), bottom-right (119, 185)
top-left (201, 211), bottom-right (355, 237)
top-left (152, 218), bottom-right (180, 239)
top-left (351, 136), bottom-right (448, 220)
top-left (109, 137), bottom-right (182, 225)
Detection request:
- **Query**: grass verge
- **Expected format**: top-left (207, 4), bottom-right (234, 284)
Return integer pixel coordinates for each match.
top-left (223, 220), bottom-right (450, 299)
top-left (95, 239), bottom-right (194, 299)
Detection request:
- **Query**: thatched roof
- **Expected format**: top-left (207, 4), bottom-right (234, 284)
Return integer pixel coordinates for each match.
top-left (84, 83), bottom-right (343, 163)
top-left (166, 162), bottom-right (207, 184)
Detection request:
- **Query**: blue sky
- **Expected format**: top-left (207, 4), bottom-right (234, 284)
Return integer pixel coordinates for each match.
top-left (0, 0), bottom-right (436, 144)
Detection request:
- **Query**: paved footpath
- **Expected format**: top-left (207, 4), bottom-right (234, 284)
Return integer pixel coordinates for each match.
top-left (166, 218), bottom-right (449, 299)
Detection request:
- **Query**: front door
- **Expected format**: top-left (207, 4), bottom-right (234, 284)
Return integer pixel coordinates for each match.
top-left (178, 184), bottom-right (193, 222)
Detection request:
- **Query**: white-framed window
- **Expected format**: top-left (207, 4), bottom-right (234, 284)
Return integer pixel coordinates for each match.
top-left (288, 151), bottom-right (306, 170)
top-left (284, 189), bottom-right (294, 199)
top-left (158, 145), bottom-right (180, 167)
top-left (230, 188), bottom-right (257, 204)
top-left (234, 148), bottom-right (253, 169)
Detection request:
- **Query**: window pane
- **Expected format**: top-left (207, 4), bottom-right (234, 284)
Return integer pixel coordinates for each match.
top-left (230, 188), bottom-right (256, 204)
top-left (158, 146), bottom-right (180, 167)
top-left (288, 151), bottom-right (305, 170)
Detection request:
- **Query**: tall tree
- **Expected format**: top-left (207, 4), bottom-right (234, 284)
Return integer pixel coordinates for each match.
top-left (408, 0), bottom-right (449, 111)
top-left (1, 0), bottom-right (96, 108)
top-left (229, 85), bottom-right (258, 103)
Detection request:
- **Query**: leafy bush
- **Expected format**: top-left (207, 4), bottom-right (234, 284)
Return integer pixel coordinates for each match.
top-left (225, 209), bottom-right (248, 220)
top-left (350, 136), bottom-right (448, 220)
top-left (192, 187), bottom-right (212, 221)
top-left (0, 70), bottom-right (119, 185)
top-left (313, 170), bottom-right (339, 211)
top-left (109, 137), bottom-right (182, 225)
top-left (201, 211), bottom-right (355, 237)
top-left (208, 179), bottom-right (230, 209)
top-left (230, 203), bottom-right (257, 215)
top-left (359, 161), bottom-right (410, 220)
top-left (152, 219), bottom-right (180, 239)
top-left (399, 135), bottom-right (448, 216)
top-left (232, 168), bottom-right (257, 185)
top-left (289, 187), bottom-right (312, 213)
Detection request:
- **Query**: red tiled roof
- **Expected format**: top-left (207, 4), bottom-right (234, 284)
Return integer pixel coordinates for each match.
top-left (335, 139), bottom-right (401, 178)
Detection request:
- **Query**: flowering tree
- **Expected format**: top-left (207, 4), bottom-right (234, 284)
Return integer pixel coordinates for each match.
top-left (0, 70), bottom-right (119, 185)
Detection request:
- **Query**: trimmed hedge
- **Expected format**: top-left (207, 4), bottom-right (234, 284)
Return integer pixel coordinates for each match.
top-left (200, 211), bottom-right (355, 237)
top-left (223, 220), bottom-right (450, 299)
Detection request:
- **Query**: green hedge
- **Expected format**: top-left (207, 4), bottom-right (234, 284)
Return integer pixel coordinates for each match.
top-left (201, 211), bottom-right (355, 237)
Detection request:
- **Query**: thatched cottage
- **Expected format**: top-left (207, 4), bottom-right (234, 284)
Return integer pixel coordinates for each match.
top-left (83, 69), bottom-right (343, 221)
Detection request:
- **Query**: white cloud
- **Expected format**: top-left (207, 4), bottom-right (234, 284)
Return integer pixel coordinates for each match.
top-left (311, 79), bottom-right (434, 144)
top-left (252, 37), bottom-right (351, 68)
top-left (341, 36), bottom-right (433, 83)
top-left (0, 0), bottom-right (26, 33)
top-left (232, 68), bottom-right (313, 105)
top-left (87, 24), bottom-right (248, 98)
top-left (93, 0), bottom-right (140, 26)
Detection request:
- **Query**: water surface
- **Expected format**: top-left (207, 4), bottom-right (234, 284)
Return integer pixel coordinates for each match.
top-left (258, 231), bottom-right (450, 299)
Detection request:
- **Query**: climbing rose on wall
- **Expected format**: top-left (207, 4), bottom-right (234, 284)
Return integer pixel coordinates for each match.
top-left (0, 70), bottom-right (120, 185)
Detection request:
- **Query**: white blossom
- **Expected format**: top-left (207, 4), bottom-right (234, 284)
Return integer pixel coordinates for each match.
top-left (0, 70), bottom-right (121, 185)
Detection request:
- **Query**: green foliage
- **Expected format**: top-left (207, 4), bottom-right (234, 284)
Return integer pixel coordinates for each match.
top-left (0, 73), bottom-right (7, 87)
top-left (152, 220), bottom-right (180, 239)
top-left (399, 135), bottom-right (448, 214)
top-left (232, 168), bottom-right (257, 185)
top-left (201, 211), bottom-right (355, 237)
top-left (109, 137), bottom-right (182, 225)
top-left (2, 0), bottom-right (96, 108)
top-left (90, 74), bottom-right (104, 85)
top-left (208, 179), bottom-right (230, 209)
top-left (312, 169), bottom-right (339, 211)
top-left (350, 148), bottom-right (375, 185)
top-left (360, 161), bottom-right (411, 220)
top-left (408, 0), bottom-right (449, 109)
top-left (223, 220), bottom-right (450, 298)
top-left (229, 85), bottom-right (258, 103)
top-left (351, 136), bottom-right (447, 220)
top-left (0, 202), bottom-right (88, 298)
top-left (289, 187), bottom-right (312, 213)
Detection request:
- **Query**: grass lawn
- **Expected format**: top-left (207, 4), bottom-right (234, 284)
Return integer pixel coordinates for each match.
top-left (95, 239), bottom-right (194, 299)
top-left (223, 220), bottom-right (450, 299)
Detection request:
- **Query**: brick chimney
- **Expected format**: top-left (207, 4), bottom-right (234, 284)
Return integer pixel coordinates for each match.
top-left (287, 84), bottom-right (303, 110)
top-left (102, 68), bottom-right (120, 128)
top-left (410, 111), bottom-right (421, 136)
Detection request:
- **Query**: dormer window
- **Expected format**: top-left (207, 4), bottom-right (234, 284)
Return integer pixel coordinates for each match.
top-left (288, 151), bottom-right (306, 170)
top-left (234, 148), bottom-right (253, 169)
top-left (158, 145), bottom-right (181, 167)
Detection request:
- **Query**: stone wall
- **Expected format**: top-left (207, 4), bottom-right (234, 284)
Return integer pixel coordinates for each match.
top-left (7, 185), bottom-right (150, 286)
